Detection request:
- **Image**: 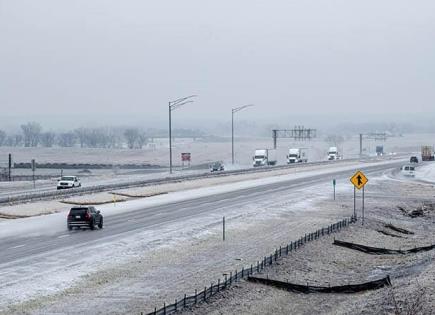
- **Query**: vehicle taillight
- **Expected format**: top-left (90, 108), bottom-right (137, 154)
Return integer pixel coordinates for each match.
top-left (67, 211), bottom-right (72, 218)
top-left (85, 212), bottom-right (90, 220)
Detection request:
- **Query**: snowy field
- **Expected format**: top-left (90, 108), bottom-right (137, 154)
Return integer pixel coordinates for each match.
top-left (0, 133), bottom-right (433, 169)
top-left (415, 162), bottom-right (435, 183)
top-left (0, 133), bottom-right (430, 198)
top-left (0, 158), bottom-right (411, 315)
top-left (0, 159), bottom-right (398, 218)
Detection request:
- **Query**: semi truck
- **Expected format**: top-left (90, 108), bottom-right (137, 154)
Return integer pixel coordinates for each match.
top-left (253, 149), bottom-right (277, 167)
top-left (287, 148), bottom-right (308, 164)
top-left (421, 145), bottom-right (435, 161)
top-left (376, 145), bottom-right (384, 156)
top-left (327, 147), bottom-right (340, 160)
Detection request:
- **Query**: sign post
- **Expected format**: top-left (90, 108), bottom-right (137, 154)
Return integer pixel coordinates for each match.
top-left (31, 159), bottom-right (36, 189)
top-left (8, 153), bottom-right (12, 181)
top-left (181, 153), bottom-right (191, 168)
top-left (350, 170), bottom-right (368, 224)
top-left (333, 179), bottom-right (336, 200)
top-left (223, 216), bottom-right (226, 241)
top-left (362, 186), bottom-right (365, 225)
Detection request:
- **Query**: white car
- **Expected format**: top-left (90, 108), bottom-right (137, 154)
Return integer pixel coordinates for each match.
top-left (57, 176), bottom-right (81, 190)
top-left (401, 165), bottom-right (415, 177)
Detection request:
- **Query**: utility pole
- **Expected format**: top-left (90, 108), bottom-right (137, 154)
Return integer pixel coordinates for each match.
top-left (359, 133), bottom-right (363, 158)
top-left (168, 95), bottom-right (197, 174)
top-left (8, 153), bottom-right (11, 181)
top-left (232, 104), bottom-right (254, 164)
top-left (31, 159), bottom-right (36, 189)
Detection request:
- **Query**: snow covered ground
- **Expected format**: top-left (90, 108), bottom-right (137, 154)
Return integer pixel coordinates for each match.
top-left (0, 158), bottom-right (408, 314)
top-left (414, 162), bottom-right (435, 183)
top-left (0, 133), bottom-right (430, 199)
top-left (0, 158), bottom-right (399, 219)
top-left (1, 133), bottom-right (432, 169)
top-left (0, 179), bottom-right (354, 314)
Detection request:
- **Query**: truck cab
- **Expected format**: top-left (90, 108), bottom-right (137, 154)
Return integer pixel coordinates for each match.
top-left (287, 148), bottom-right (308, 164)
top-left (253, 149), bottom-right (268, 167)
top-left (328, 147), bottom-right (340, 160)
top-left (253, 149), bottom-right (277, 167)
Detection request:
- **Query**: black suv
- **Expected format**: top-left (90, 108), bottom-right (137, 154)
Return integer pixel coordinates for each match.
top-left (67, 206), bottom-right (103, 230)
top-left (410, 156), bottom-right (419, 163)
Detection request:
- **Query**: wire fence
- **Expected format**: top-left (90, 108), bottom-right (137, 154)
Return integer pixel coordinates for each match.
top-left (145, 217), bottom-right (354, 315)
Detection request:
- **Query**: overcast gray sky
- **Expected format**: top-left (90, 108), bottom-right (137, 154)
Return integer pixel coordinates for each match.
top-left (1, 0), bottom-right (435, 128)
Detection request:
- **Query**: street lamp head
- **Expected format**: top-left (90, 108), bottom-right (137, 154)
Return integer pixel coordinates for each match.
top-left (232, 104), bottom-right (254, 114)
top-left (170, 100), bottom-right (194, 111)
top-left (169, 95), bottom-right (198, 107)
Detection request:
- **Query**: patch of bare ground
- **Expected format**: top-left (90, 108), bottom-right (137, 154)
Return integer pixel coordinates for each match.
top-left (180, 178), bottom-right (435, 315)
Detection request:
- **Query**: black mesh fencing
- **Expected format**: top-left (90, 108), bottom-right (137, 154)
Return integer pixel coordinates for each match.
top-left (145, 217), bottom-right (353, 315)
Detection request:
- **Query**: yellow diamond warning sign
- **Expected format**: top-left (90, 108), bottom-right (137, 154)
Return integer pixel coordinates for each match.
top-left (350, 170), bottom-right (368, 190)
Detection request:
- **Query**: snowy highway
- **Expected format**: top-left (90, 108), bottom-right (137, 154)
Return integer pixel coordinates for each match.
top-left (0, 158), bottom-right (406, 313)
top-left (0, 161), bottom-right (404, 265)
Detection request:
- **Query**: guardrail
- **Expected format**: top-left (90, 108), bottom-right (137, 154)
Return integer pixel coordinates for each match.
top-left (145, 217), bottom-right (354, 315)
top-left (0, 156), bottom-right (403, 206)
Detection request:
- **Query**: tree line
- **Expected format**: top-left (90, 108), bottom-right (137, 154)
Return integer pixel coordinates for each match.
top-left (0, 122), bottom-right (205, 149)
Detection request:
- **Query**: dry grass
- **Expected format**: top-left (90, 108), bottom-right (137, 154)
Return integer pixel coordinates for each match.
top-left (385, 282), bottom-right (434, 315)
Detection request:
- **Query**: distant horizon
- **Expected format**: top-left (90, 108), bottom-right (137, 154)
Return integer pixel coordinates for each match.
top-left (1, 112), bottom-right (435, 136)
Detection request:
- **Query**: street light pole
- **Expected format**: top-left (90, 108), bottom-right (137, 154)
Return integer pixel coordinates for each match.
top-left (169, 102), bottom-right (172, 174)
top-left (231, 104), bottom-right (254, 165)
top-left (168, 95), bottom-right (197, 174)
top-left (231, 111), bottom-right (234, 164)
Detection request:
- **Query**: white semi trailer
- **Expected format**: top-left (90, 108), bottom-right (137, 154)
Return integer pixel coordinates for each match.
top-left (253, 149), bottom-right (277, 167)
top-left (287, 148), bottom-right (308, 164)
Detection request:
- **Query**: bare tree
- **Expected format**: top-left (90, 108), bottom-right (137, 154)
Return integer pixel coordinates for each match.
top-left (137, 132), bottom-right (148, 149)
top-left (5, 134), bottom-right (23, 147)
top-left (14, 134), bottom-right (23, 146)
top-left (21, 122), bottom-right (42, 147)
top-left (57, 132), bottom-right (76, 147)
top-left (0, 130), bottom-right (6, 146)
top-left (40, 131), bottom-right (56, 147)
top-left (104, 127), bottom-right (122, 149)
top-left (124, 128), bottom-right (140, 149)
top-left (74, 128), bottom-right (87, 148)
